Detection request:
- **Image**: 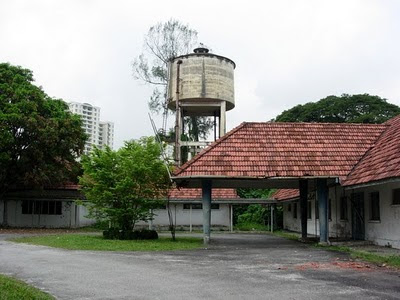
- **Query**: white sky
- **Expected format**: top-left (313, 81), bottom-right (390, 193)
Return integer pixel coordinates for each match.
top-left (1, 0), bottom-right (399, 148)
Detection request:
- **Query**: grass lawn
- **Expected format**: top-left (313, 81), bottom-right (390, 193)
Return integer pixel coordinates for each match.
top-left (0, 274), bottom-right (54, 300)
top-left (270, 230), bottom-right (300, 241)
top-left (234, 222), bottom-right (271, 231)
top-left (12, 234), bottom-right (203, 252)
top-left (316, 244), bottom-right (400, 268)
top-left (270, 230), bottom-right (400, 269)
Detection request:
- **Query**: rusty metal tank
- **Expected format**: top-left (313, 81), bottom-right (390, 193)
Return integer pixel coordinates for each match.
top-left (167, 47), bottom-right (235, 115)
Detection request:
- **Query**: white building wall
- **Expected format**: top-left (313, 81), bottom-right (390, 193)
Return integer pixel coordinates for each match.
top-left (348, 181), bottom-right (400, 249)
top-left (282, 182), bottom-right (400, 249)
top-left (99, 121), bottom-right (114, 149)
top-left (68, 102), bottom-right (114, 154)
top-left (77, 205), bottom-right (96, 227)
top-left (138, 203), bottom-right (231, 229)
top-left (1, 200), bottom-right (95, 228)
top-left (283, 188), bottom-right (352, 238)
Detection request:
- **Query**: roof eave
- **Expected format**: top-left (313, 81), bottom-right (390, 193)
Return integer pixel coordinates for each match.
top-left (172, 175), bottom-right (339, 189)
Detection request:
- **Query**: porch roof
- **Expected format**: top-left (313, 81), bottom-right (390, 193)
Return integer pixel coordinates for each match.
top-left (343, 115), bottom-right (400, 187)
top-left (173, 121), bottom-right (386, 188)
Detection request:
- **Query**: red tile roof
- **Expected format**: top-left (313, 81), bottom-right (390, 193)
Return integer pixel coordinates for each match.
top-left (168, 188), bottom-right (239, 199)
top-left (174, 122), bottom-right (387, 179)
top-left (271, 189), bottom-right (299, 201)
top-left (343, 115), bottom-right (400, 186)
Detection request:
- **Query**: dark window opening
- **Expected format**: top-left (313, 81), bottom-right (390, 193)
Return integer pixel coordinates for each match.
top-left (315, 200), bottom-right (319, 219)
top-left (370, 192), bottom-right (380, 221)
top-left (22, 200), bottom-right (62, 215)
top-left (328, 198), bottom-right (332, 221)
top-left (211, 204), bottom-right (220, 210)
top-left (340, 196), bottom-right (348, 220)
top-left (393, 188), bottom-right (400, 205)
top-left (293, 203), bottom-right (297, 219)
top-left (288, 203), bottom-right (291, 212)
top-left (307, 201), bottom-right (312, 219)
top-left (183, 203), bottom-right (219, 210)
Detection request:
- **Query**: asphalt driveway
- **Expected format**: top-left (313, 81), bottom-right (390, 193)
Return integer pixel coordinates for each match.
top-left (0, 233), bottom-right (399, 300)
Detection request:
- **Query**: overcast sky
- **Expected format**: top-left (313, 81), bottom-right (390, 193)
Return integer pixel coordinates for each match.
top-left (1, 0), bottom-right (399, 148)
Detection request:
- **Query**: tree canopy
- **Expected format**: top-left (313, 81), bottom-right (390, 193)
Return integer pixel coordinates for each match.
top-left (0, 63), bottom-right (86, 196)
top-left (275, 94), bottom-right (400, 124)
top-left (132, 19), bottom-right (198, 114)
top-left (79, 137), bottom-right (171, 232)
top-left (132, 19), bottom-right (214, 144)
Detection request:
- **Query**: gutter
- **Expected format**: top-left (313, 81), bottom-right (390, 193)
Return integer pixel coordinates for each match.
top-left (343, 177), bottom-right (400, 190)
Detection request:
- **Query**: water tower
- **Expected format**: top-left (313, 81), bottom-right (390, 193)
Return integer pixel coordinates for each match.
top-left (168, 47), bottom-right (235, 166)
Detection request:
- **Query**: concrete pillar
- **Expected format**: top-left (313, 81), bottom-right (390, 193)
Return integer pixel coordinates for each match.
top-left (189, 204), bottom-right (192, 232)
top-left (317, 178), bottom-right (329, 243)
top-left (230, 204), bottom-right (233, 232)
top-left (202, 180), bottom-right (212, 244)
top-left (299, 179), bottom-right (308, 239)
top-left (149, 209), bottom-right (153, 230)
top-left (270, 205), bottom-right (274, 233)
top-left (219, 101), bottom-right (226, 138)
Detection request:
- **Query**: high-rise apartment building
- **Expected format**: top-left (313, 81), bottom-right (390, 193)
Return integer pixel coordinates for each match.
top-left (99, 121), bottom-right (114, 150)
top-left (68, 102), bottom-right (114, 153)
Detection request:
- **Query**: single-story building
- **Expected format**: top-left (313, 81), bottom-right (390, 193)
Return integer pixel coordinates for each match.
top-left (0, 186), bottom-right (239, 230)
top-left (172, 115), bottom-right (400, 247)
top-left (0, 185), bottom-right (94, 228)
top-left (139, 188), bottom-right (238, 231)
top-left (140, 188), bottom-right (276, 231)
top-left (272, 113), bottom-right (400, 248)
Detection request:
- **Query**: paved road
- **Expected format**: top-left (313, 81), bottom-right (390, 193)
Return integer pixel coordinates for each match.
top-left (0, 233), bottom-right (399, 300)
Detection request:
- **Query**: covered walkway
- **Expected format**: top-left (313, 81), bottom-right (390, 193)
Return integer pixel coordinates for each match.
top-left (172, 121), bottom-right (389, 244)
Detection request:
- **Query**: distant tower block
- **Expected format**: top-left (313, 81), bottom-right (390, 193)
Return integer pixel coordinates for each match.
top-left (168, 47), bottom-right (235, 165)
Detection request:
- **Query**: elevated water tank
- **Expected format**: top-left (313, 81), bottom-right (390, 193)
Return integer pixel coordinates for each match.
top-left (168, 47), bottom-right (235, 115)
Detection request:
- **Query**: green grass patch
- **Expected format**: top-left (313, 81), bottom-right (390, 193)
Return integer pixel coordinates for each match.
top-left (234, 222), bottom-right (270, 231)
top-left (12, 234), bottom-right (203, 252)
top-left (0, 274), bottom-right (54, 300)
top-left (270, 230), bottom-right (300, 241)
top-left (270, 231), bottom-right (400, 269)
top-left (315, 244), bottom-right (400, 268)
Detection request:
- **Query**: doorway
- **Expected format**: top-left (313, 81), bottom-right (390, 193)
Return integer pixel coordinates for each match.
top-left (351, 192), bottom-right (365, 240)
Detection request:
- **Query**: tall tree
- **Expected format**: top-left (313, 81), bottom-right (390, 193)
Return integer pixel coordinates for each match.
top-left (132, 19), bottom-right (213, 141)
top-left (79, 137), bottom-right (171, 233)
top-left (275, 94), bottom-right (400, 124)
top-left (0, 63), bottom-right (86, 223)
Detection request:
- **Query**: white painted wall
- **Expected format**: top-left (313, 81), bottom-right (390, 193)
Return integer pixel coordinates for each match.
top-left (138, 203), bottom-right (231, 229)
top-left (349, 181), bottom-right (400, 249)
top-left (283, 189), bottom-right (352, 239)
top-left (1, 200), bottom-right (95, 228)
top-left (283, 182), bottom-right (400, 249)
top-left (78, 205), bottom-right (96, 227)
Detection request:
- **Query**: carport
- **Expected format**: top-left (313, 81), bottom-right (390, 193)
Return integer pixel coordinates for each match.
top-left (171, 121), bottom-right (386, 244)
